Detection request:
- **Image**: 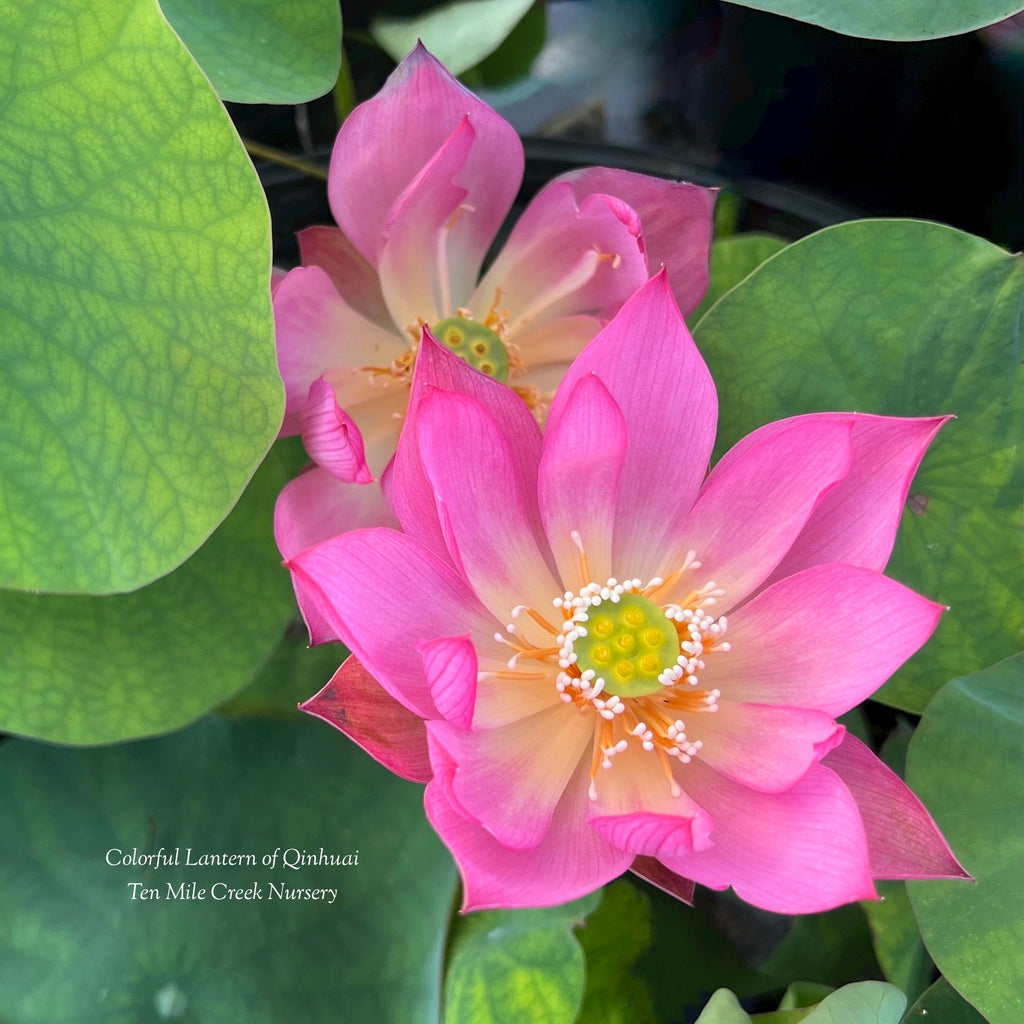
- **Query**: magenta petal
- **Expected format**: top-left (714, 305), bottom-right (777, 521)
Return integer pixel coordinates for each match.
top-left (558, 167), bottom-right (717, 316)
top-left (274, 466), bottom-right (396, 562)
top-left (763, 414), bottom-right (950, 581)
top-left (287, 528), bottom-right (495, 718)
top-left (301, 378), bottom-right (374, 483)
top-left (549, 273), bottom-right (717, 580)
top-left (630, 856), bottom-right (696, 905)
top-left (474, 181), bottom-right (647, 334)
top-left (824, 734), bottom-right (970, 880)
top-left (415, 386), bottom-right (559, 617)
top-left (301, 656), bottom-right (432, 783)
top-left (417, 635), bottom-right (477, 729)
top-left (425, 765), bottom-right (633, 911)
top-left (427, 709), bottom-right (592, 851)
top-left (660, 761), bottom-right (878, 914)
top-left (681, 416), bottom-right (853, 605)
top-left (297, 225), bottom-right (391, 328)
top-left (329, 43), bottom-right (522, 271)
top-left (539, 373), bottom-right (627, 587)
top-left (703, 564), bottom-right (944, 717)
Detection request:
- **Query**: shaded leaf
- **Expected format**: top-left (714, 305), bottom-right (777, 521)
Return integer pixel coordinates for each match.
top-left (907, 655), bottom-right (1024, 1024)
top-left (902, 977), bottom-right (988, 1024)
top-left (0, 455), bottom-right (295, 744)
top-left (159, 0), bottom-right (341, 104)
top-left (0, 717), bottom-right (457, 1022)
top-left (694, 220), bottom-right (1023, 712)
top-left (0, 0), bottom-right (281, 594)
top-left (862, 882), bottom-right (934, 1005)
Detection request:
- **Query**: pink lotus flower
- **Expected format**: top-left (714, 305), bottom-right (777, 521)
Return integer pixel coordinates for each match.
top-left (272, 44), bottom-right (715, 555)
top-left (284, 274), bottom-right (968, 913)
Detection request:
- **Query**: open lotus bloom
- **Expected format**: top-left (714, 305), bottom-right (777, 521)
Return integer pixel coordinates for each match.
top-left (272, 43), bottom-right (715, 553)
top-left (284, 275), bottom-right (969, 914)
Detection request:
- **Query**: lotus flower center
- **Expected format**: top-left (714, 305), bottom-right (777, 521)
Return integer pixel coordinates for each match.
top-left (572, 593), bottom-right (680, 698)
top-left (432, 316), bottom-right (509, 382)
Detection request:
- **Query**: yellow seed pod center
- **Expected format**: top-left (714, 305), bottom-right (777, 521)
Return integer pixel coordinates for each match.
top-left (572, 593), bottom-right (680, 698)
top-left (431, 317), bottom-right (509, 382)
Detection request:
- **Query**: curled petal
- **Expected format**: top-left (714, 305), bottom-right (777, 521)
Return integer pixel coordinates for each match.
top-left (824, 734), bottom-right (970, 880)
top-left (425, 762), bottom-right (633, 911)
top-left (558, 167), bottom-right (717, 316)
top-left (703, 564), bottom-right (944, 717)
top-left (630, 857), bottom-right (696, 904)
top-left (417, 635), bottom-right (477, 729)
top-left (301, 378), bottom-right (374, 483)
top-left (301, 656), bottom-right (431, 783)
top-left (329, 43), bottom-right (522, 272)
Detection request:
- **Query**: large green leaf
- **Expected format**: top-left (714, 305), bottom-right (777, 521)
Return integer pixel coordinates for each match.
top-left (0, 717), bottom-right (456, 1022)
top-left (693, 220), bottom-right (1023, 712)
top-left (725, 0), bottom-right (1024, 41)
top-left (690, 233), bottom-right (789, 323)
top-left (695, 982), bottom-right (905, 1024)
top-left (159, 0), bottom-right (341, 103)
top-left (907, 655), bottom-right (1024, 1024)
top-left (0, 455), bottom-right (295, 744)
top-left (903, 978), bottom-right (989, 1024)
top-left (443, 892), bottom-right (599, 1024)
top-left (0, 0), bottom-right (281, 595)
top-left (371, 0), bottom-right (535, 76)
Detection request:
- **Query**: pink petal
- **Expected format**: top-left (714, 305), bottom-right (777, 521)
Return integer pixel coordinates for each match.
top-left (391, 328), bottom-right (544, 564)
top-left (329, 43), bottom-right (522, 271)
top-left (415, 386), bottom-right (560, 619)
top-left (287, 528), bottom-right (496, 719)
top-left (300, 655), bottom-right (432, 783)
top-left (297, 225), bottom-right (391, 328)
top-left (428, 708), bottom-right (593, 850)
top-left (301, 378), bottom-right (374, 483)
top-left (376, 117), bottom-right (476, 329)
top-left (703, 564), bottom-right (944, 717)
top-left (548, 273), bottom-right (717, 581)
top-left (425, 762), bottom-right (633, 910)
top-left (764, 415), bottom-right (950, 582)
top-left (824, 734), bottom-right (970, 880)
top-left (630, 857), bottom-right (695, 904)
top-left (472, 181), bottom-right (648, 336)
top-left (660, 761), bottom-right (878, 914)
top-left (679, 416), bottom-right (854, 606)
top-left (558, 167), bottom-right (717, 316)
top-left (273, 265), bottom-right (403, 434)
top-left (695, 703), bottom-right (845, 793)
top-left (538, 373), bottom-right (627, 588)
top-left (274, 466), bottom-right (396, 562)
top-left (417, 635), bottom-right (477, 729)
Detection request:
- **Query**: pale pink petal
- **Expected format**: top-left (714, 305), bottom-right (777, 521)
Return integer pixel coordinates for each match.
top-left (763, 415), bottom-right (950, 582)
top-left (824, 734), bottom-right (970, 879)
top-left (391, 329), bottom-right (545, 564)
top-left (559, 167), bottom-right (717, 316)
top-left (472, 661), bottom-right (564, 729)
top-left (325, 385), bottom-right (409, 477)
top-left (297, 225), bottom-right (391, 328)
top-left (287, 528), bottom-right (496, 718)
top-left (702, 564), bottom-right (944, 717)
top-left (659, 761), bottom-right (878, 914)
top-left (630, 857), bottom-right (695, 904)
top-left (300, 656), bottom-right (432, 783)
top-left (417, 635), bottom-right (477, 729)
top-left (300, 378), bottom-right (374, 483)
top-left (538, 373), bottom-right (627, 588)
top-left (548, 273), bottom-right (717, 580)
top-left (695, 703), bottom-right (845, 793)
top-left (507, 314), bottom-right (603, 397)
top-left (273, 265), bottom-right (404, 434)
top-left (329, 43), bottom-right (522, 271)
top-left (415, 387), bottom-right (561, 620)
top-left (425, 763), bottom-right (633, 910)
top-left (586, 743), bottom-right (714, 857)
top-left (473, 181), bottom-right (647, 336)
top-left (274, 467), bottom-right (396, 562)
top-left (678, 416), bottom-right (853, 606)
top-left (376, 118), bottom-right (475, 329)
top-left (428, 708), bottom-right (593, 850)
